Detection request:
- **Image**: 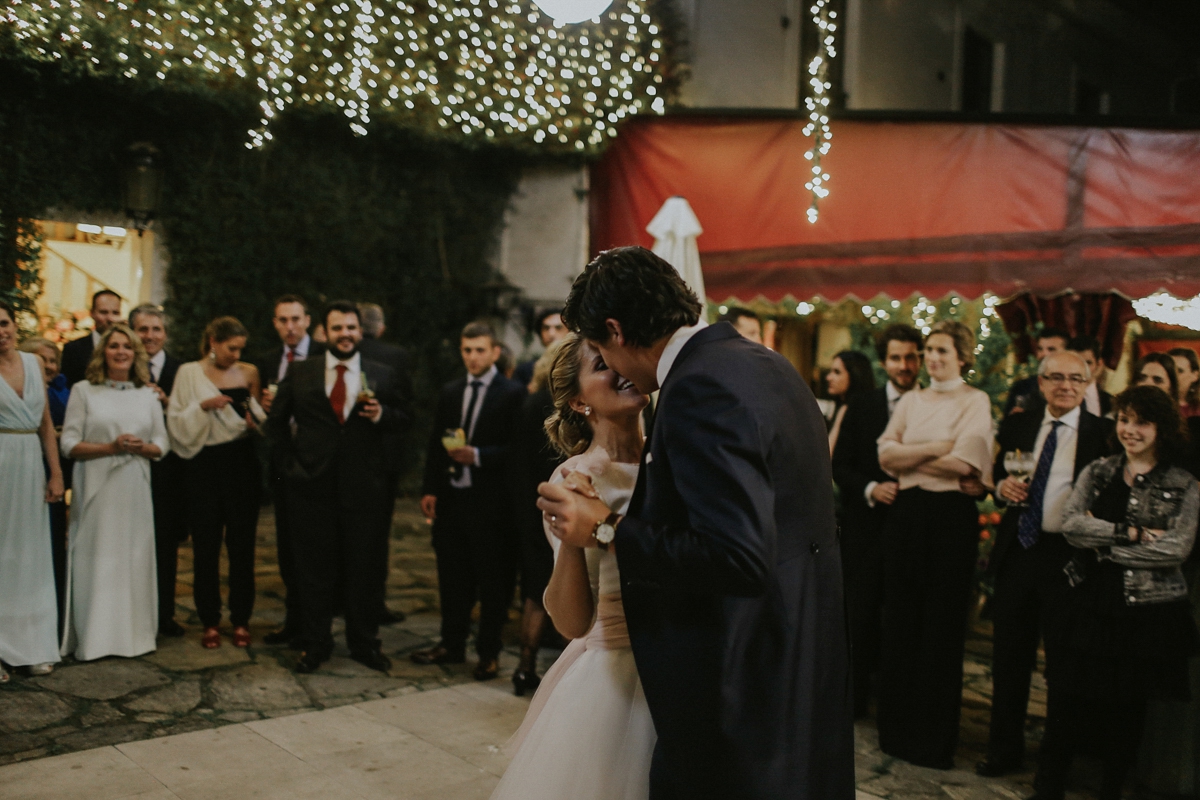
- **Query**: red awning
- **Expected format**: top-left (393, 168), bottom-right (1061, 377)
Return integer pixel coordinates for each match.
top-left (589, 116), bottom-right (1200, 303)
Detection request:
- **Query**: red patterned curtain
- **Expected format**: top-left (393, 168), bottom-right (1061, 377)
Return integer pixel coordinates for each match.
top-left (996, 292), bottom-right (1136, 369)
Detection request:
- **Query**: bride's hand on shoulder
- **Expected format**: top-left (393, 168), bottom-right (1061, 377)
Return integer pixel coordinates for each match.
top-left (559, 468), bottom-right (599, 499)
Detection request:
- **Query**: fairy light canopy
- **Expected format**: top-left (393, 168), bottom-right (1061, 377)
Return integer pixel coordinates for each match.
top-left (1, 0), bottom-right (672, 151)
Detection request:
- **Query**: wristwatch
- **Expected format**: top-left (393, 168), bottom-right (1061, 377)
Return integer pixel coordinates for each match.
top-left (592, 512), bottom-right (621, 550)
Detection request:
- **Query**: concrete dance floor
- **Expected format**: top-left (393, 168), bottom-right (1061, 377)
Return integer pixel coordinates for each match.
top-left (0, 501), bottom-right (1079, 800)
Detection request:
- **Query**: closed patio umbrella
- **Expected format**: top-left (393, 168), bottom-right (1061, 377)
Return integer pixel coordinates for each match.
top-left (647, 196), bottom-right (706, 306)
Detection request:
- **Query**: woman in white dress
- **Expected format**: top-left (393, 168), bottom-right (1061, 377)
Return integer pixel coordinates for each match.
top-left (60, 324), bottom-right (168, 661)
top-left (491, 333), bottom-right (656, 800)
top-left (0, 300), bottom-right (64, 682)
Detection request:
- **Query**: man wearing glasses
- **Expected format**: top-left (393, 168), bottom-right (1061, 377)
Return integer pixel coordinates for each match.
top-left (977, 351), bottom-right (1115, 777)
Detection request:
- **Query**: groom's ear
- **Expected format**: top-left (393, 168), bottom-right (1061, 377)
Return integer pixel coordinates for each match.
top-left (605, 318), bottom-right (625, 347)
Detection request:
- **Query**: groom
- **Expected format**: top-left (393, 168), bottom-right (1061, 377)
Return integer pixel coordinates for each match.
top-left (538, 247), bottom-right (855, 799)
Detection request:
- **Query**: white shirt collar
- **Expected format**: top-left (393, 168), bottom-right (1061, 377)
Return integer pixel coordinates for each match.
top-left (149, 349), bottom-right (166, 379)
top-left (1043, 403), bottom-right (1082, 431)
top-left (886, 381), bottom-right (904, 404)
top-left (91, 330), bottom-right (101, 348)
top-left (467, 364), bottom-right (499, 388)
top-left (291, 334), bottom-right (311, 359)
top-left (325, 349), bottom-right (361, 373)
top-left (656, 320), bottom-right (709, 389)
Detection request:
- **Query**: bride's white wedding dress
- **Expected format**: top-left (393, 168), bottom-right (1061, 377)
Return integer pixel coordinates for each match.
top-left (490, 451), bottom-right (656, 800)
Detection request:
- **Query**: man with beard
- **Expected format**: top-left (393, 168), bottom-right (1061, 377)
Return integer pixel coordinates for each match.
top-left (62, 289), bottom-right (123, 386)
top-left (831, 324), bottom-right (924, 717)
top-left (265, 300), bottom-right (408, 673)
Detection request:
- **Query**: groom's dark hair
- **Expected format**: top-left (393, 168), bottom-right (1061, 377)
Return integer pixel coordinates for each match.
top-left (562, 246), bottom-right (703, 348)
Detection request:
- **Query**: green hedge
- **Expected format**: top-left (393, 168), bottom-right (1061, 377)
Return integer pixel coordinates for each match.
top-left (0, 59), bottom-right (533, 488)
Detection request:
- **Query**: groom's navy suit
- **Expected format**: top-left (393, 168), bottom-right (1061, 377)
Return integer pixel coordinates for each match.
top-left (616, 323), bottom-right (855, 800)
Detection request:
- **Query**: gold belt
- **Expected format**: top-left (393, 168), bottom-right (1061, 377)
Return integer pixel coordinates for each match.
top-left (0, 428), bottom-right (37, 434)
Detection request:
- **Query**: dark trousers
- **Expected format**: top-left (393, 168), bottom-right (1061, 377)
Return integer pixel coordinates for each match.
top-left (840, 513), bottom-right (886, 716)
top-left (375, 473), bottom-right (399, 609)
top-left (270, 466), bottom-right (302, 632)
top-left (877, 488), bottom-right (980, 769)
top-left (186, 438), bottom-right (261, 628)
top-left (50, 499), bottom-right (67, 635)
top-left (1035, 690), bottom-right (1147, 800)
top-left (152, 455), bottom-right (189, 625)
top-left (432, 487), bottom-right (516, 661)
top-left (985, 531), bottom-right (1071, 767)
top-left (287, 483), bottom-right (383, 659)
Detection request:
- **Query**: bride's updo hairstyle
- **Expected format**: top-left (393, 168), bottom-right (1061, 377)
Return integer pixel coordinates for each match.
top-left (544, 333), bottom-right (592, 458)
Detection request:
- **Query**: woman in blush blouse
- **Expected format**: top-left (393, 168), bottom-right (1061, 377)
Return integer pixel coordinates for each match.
top-left (167, 317), bottom-right (264, 650)
top-left (875, 319), bottom-right (995, 770)
top-left (60, 324), bottom-right (168, 661)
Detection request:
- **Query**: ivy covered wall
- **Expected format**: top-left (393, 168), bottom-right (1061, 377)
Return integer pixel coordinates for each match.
top-left (0, 59), bottom-right (533, 484)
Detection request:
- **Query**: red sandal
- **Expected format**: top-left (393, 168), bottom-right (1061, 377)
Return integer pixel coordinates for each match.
top-left (232, 627), bottom-right (251, 648)
top-left (202, 626), bottom-right (221, 649)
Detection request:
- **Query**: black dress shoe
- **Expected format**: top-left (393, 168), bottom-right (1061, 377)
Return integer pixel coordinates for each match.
top-left (264, 627), bottom-right (299, 646)
top-left (474, 658), bottom-right (500, 681)
top-left (976, 760), bottom-right (1019, 778)
top-left (377, 608), bottom-right (406, 625)
top-left (512, 670), bottom-right (541, 697)
top-left (294, 651), bottom-right (326, 674)
top-left (158, 620), bottom-right (186, 638)
top-left (351, 650), bottom-right (393, 673)
top-left (410, 645), bottom-right (466, 665)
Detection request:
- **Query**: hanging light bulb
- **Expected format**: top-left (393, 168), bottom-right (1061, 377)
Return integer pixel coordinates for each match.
top-left (532, 0), bottom-right (614, 24)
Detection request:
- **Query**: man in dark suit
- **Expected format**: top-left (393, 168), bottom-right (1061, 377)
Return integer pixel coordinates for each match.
top-left (832, 323), bottom-right (923, 717)
top-left (259, 294), bottom-right (325, 647)
top-left (129, 303), bottom-right (189, 638)
top-left (1003, 327), bottom-right (1070, 416)
top-left (540, 247), bottom-right (855, 800)
top-left (62, 289), bottom-right (123, 386)
top-left (512, 308), bottom-right (566, 389)
top-left (977, 350), bottom-right (1114, 777)
top-left (356, 302), bottom-right (414, 625)
top-left (1068, 336), bottom-right (1113, 418)
top-left (410, 321), bottom-right (525, 681)
top-left (265, 300), bottom-right (408, 674)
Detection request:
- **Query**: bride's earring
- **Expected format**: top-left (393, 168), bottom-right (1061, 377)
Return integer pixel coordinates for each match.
top-left (584, 406), bottom-right (592, 416)
top-left (208, 351), bottom-right (216, 361)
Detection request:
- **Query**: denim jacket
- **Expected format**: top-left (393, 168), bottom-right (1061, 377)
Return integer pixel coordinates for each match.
top-left (1061, 455), bottom-right (1199, 606)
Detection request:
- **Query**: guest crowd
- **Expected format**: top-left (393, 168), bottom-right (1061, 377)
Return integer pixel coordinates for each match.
top-left (5, 288), bottom-right (1200, 799)
top-left (0, 291), bottom-right (572, 689)
top-left (830, 321), bottom-right (1200, 800)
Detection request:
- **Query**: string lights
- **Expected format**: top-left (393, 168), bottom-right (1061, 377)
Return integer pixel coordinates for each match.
top-left (801, 0), bottom-right (835, 223)
top-left (2, 0), bottom-right (671, 151)
top-left (1133, 292), bottom-right (1200, 331)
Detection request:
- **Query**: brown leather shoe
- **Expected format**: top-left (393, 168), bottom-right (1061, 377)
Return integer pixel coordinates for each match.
top-left (409, 645), bottom-right (466, 665)
top-left (473, 658), bottom-right (500, 681)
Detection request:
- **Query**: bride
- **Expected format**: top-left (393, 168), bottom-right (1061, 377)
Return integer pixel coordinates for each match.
top-left (491, 332), bottom-right (656, 800)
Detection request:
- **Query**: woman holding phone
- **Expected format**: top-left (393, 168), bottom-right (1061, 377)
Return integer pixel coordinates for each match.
top-left (167, 317), bottom-right (264, 649)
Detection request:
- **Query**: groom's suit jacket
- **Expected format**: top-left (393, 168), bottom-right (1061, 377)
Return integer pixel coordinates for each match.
top-left (616, 323), bottom-right (855, 800)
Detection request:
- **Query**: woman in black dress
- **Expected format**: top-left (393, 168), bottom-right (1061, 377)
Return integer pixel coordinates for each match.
top-left (1034, 386), bottom-right (1200, 800)
top-left (167, 317), bottom-right (264, 649)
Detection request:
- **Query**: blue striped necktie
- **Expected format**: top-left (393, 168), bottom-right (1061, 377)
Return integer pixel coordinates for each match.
top-left (1017, 421), bottom-right (1063, 549)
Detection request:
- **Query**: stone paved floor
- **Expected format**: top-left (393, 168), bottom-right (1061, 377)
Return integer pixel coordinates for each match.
top-left (0, 500), bottom-right (557, 768)
top-left (0, 500), bottom-right (1095, 799)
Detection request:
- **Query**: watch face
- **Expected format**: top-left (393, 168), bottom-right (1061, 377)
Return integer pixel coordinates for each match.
top-left (595, 523), bottom-right (616, 544)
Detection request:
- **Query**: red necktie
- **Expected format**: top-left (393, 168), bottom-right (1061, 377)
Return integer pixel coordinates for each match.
top-left (330, 364), bottom-right (347, 423)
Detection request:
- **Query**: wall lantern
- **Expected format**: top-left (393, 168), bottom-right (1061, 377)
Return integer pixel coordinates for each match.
top-left (123, 142), bottom-right (161, 235)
